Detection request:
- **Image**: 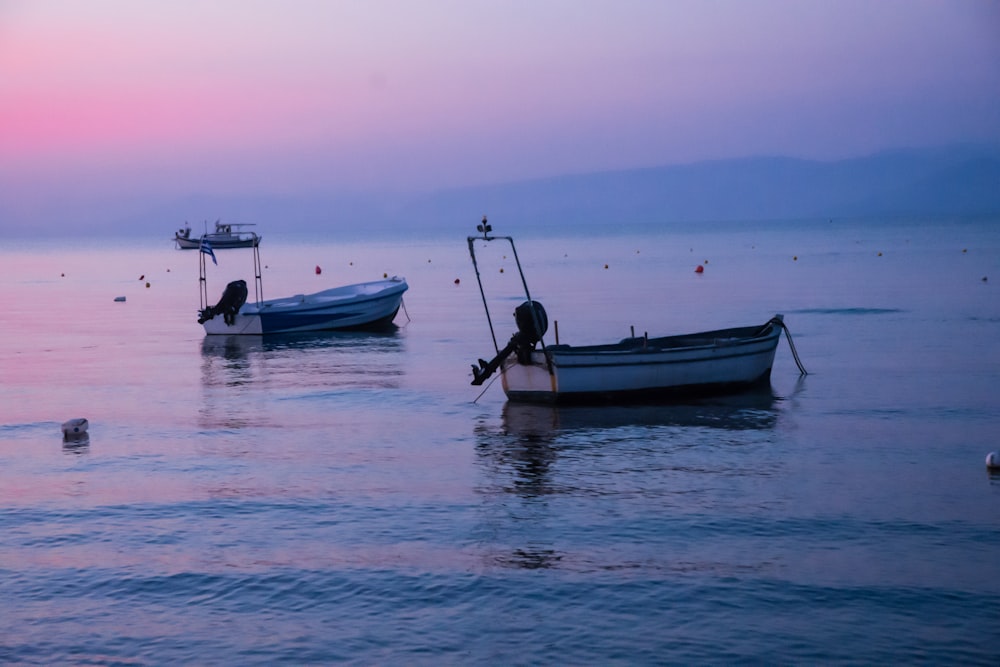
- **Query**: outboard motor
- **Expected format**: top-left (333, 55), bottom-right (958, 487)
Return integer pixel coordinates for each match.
top-left (471, 300), bottom-right (547, 385)
top-left (514, 300), bottom-right (547, 345)
top-left (198, 279), bottom-right (248, 325)
top-left (513, 300), bottom-right (547, 363)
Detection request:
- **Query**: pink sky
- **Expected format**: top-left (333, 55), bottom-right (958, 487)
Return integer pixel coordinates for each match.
top-left (1, 1), bottom-right (998, 227)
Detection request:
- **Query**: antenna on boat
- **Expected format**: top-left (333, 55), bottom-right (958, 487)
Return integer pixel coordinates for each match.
top-left (477, 215), bottom-right (492, 239)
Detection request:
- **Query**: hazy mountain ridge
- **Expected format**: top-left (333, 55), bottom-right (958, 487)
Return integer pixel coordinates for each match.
top-left (5, 144), bottom-right (998, 237)
top-left (405, 144), bottom-right (1000, 230)
top-left (264, 143), bottom-right (1000, 231)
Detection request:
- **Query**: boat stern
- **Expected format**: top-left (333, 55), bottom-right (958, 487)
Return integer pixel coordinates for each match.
top-left (501, 353), bottom-right (558, 402)
top-left (202, 312), bottom-right (263, 335)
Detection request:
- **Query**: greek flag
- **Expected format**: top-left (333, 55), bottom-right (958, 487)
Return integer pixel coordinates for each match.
top-left (200, 239), bottom-right (218, 265)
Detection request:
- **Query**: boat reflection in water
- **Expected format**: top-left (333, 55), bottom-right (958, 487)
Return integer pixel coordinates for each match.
top-left (498, 389), bottom-right (780, 438)
top-left (478, 389), bottom-right (779, 495)
top-left (473, 389), bottom-right (781, 570)
top-left (198, 329), bottom-right (405, 431)
top-left (200, 328), bottom-right (405, 358)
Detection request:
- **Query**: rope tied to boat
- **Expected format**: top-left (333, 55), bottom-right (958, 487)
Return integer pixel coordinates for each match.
top-left (770, 316), bottom-right (808, 375)
top-left (472, 372), bottom-right (501, 403)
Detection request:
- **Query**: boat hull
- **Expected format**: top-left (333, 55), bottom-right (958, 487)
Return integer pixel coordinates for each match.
top-left (500, 318), bottom-right (782, 403)
top-left (176, 235), bottom-right (259, 249)
top-left (202, 278), bottom-right (407, 335)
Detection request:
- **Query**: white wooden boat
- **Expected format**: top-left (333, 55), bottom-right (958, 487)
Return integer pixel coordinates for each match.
top-left (175, 220), bottom-right (260, 249)
top-left (495, 316), bottom-right (785, 402)
top-left (197, 233), bottom-right (407, 335)
top-left (467, 218), bottom-right (805, 403)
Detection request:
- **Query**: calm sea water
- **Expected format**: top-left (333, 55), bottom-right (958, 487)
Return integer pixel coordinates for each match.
top-left (2, 218), bottom-right (999, 665)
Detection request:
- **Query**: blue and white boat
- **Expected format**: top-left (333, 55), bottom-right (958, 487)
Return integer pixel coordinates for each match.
top-left (197, 233), bottom-right (407, 335)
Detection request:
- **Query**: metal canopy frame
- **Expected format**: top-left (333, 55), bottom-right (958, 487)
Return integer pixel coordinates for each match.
top-left (198, 233), bottom-right (264, 312)
top-left (466, 217), bottom-right (551, 366)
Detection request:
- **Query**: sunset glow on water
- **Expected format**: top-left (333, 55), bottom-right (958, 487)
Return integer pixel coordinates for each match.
top-left (1, 220), bottom-right (998, 663)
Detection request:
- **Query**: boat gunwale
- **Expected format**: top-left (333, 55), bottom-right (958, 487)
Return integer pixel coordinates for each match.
top-left (240, 277), bottom-right (409, 312)
top-left (246, 281), bottom-right (408, 314)
top-left (540, 340), bottom-right (780, 370)
top-left (544, 322), bottom-right (779, 356)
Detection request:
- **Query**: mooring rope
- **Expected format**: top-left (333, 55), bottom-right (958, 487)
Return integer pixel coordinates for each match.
top-left (771, 317), bottom-right (808, 375)
top-left (472, 372), bottom-right (501, 403)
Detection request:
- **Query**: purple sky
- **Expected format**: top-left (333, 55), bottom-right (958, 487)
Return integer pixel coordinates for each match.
top-left (1, 1), bottom-right (998, 226)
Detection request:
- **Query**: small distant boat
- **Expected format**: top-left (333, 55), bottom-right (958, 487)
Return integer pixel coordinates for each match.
top-left (197, 233), bottom-right (407, 335)
top-left (175, 220), bottom-right (260, 249)
top-left (466, 218), bottom-right (806, 403)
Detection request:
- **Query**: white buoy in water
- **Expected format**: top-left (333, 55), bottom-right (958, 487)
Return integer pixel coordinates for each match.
top-left (986, 451), bottom-right (1000, 471)
top-left (62, 418), bottom-right (89, 440)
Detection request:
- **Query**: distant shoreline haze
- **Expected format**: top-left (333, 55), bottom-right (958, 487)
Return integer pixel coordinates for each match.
top-left (4, 143), bottom-right (999, 239)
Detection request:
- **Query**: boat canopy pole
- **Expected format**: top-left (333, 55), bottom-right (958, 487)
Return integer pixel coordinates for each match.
top-left (466, 216), bottom-right (551, 361)
top-left (198, 243), bottom-right (208, 310)
top-left (466, 231), bottom-right (500, 354)
top-left (252, 238), bottom-right (263, 306)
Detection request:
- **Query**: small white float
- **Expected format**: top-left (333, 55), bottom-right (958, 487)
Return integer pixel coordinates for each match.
top-left (986, 451), bottom-right (1000, 471)
top-left (62, 418), bottom-right (89, 440)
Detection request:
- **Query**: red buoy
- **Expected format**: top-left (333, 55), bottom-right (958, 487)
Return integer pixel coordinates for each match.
top-left (695, 265), bottom-right (704, 273)
top-left (315, 265), bottom-right (322, 275)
